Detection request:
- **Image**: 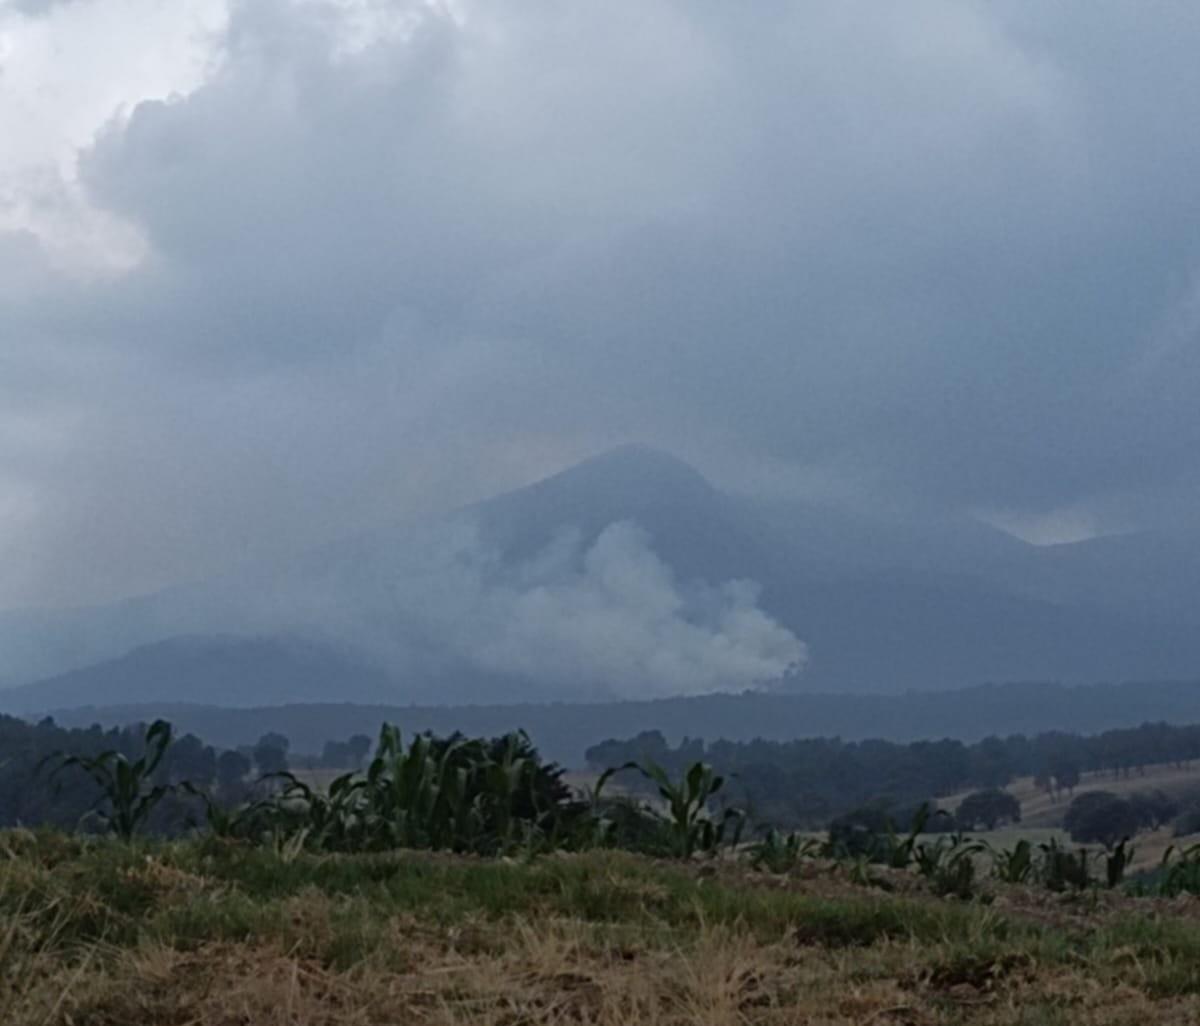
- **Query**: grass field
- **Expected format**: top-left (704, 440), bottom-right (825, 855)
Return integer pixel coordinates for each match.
top-left (934, 761), bottom-right (1200, 875)
top-left (7, 831), bottom-right (1200, 1024)
top-left (941, 762), bottom-right (1200, 830)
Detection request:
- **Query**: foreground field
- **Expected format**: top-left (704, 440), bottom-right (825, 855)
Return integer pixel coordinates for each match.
top-left (6, 832), bottom-right (1200, 1025)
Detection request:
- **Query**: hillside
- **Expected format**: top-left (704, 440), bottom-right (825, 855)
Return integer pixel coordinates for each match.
top-left (939, 760), bottom-right (1200, 875)
top-left (7, 445), bottom-right (1200, 709)
top-left (6, 833), bottom-right (1200, 1024)
top-left (956, 762), bottom-right (1200, 831)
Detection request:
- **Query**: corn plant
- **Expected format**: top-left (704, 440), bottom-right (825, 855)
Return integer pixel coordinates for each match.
top-left (989, 839), bottom-right (1035, 884)
top-left (484, 732), bottom-right (536, 850)
top-left (262, 770), bottom-right (367, 849)
top-left (578, 761), bottom-right (637, 849)
top-left (181, 783), bottom-right (224, 834)
top-left (1155, 844), bottom-right (1200, 896)
top-left (358, 726), bottom-right (484, 851)
top-left (191, 723), bottom-right (589, 856)
top-left (882, 804), bottom-right (953, 869)
top-left (346, 725), bottom-right (579, 854)
top-left (587, 785), bottom-right (676, 855)
top-left (913, 833), bottom-right (985, 898)
top-left (178, 781), bottom-right (253, 839)
top-left (933, 847), bottom-right (979, 899)
top-left (750, 829), bottom-right (824, 873)
top-left (847, 854), bottom-right (878, 888)
top-left (42, 719), bottom-right (174, 841)
top-left (629, 760), bottom-right (744, 859)
top-left (1039, 838), bottom-right (1094, 891)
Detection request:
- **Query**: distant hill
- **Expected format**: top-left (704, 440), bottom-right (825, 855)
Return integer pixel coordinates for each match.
top-left (0, 635), bottom-right (402, 713)
top-left (4, 443), bottom-right (1200, 708)
top-left (32, 679), bottom-right (1200, 767)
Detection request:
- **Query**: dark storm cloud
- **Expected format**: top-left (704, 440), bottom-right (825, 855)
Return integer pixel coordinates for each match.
top-left (5, 0), bottom-right (1200, 606)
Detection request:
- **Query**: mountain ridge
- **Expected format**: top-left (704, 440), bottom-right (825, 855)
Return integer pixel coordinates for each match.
top-left (4, 443), bottom-right (1200, 709)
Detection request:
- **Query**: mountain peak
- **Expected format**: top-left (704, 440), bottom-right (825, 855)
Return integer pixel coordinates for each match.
top-left (540, 443), bottom-right (714, 497)
top-left (461, 443), bottom-right (726, 568)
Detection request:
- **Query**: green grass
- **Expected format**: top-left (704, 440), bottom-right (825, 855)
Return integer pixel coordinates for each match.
top-left (2, 836), bottom-right (992, 949)
top-left (7, 830), bottom-right (1200, 1024)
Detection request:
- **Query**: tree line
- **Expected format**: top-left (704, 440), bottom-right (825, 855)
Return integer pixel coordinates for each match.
top-left (0, 714), bottom-right (294, 832)
top-left (585, 720), bottom-right (1200, 826)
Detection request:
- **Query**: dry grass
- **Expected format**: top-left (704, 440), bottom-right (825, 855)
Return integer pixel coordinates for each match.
top-left (6, 832), bottom-right (1200, 1025)
top-left (13, 918), bottom-right (1200, 1026)
top-left (940, 762), bottom-right (1200, 830)
top-left (933, 760), bottom-right (1200, 874)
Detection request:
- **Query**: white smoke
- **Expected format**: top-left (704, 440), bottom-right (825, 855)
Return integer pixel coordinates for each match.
top-left (297, 519), bottom-right (806, 700)
top-left (466, 522), bottom-right (804, 697)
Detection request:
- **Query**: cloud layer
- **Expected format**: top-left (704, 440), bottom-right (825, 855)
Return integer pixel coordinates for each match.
top-left (4, 0), bottom-right (1200, 609)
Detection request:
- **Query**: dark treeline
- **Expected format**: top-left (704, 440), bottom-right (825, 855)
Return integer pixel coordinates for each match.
top-left (0, 714), bottom-right (292, 832)
top-left (586, 721), bottom-right (1200, 827)
top-left (36, 679), bottom-right (1200, 768)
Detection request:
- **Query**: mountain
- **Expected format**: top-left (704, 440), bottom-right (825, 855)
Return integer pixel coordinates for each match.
top-left (0, 635), bottom-right (401, 714)
top-left (973, 527), bottom-right (1200, 620)
top-left (466, 443), bottom-right (781, 581)
top-left (4, 443), bottom-right (1200, 713)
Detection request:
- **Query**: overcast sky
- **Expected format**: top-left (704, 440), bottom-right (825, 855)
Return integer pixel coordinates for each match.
top-left (3, 0), bottom-right (1200, 610)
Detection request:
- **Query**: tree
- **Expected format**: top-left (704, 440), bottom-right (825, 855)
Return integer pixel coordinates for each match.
top-left (320, 740), bottom-right (350, 768)
top-left (346, 734), bottom-right (372, 768)
top-left (1128, 790), bottom-right (1179, 829)
top-left (969, 737), bottom-right (1013, 789)
top-left (253, 734), bottom-right (289, 776)
top-left (168, 733), bottom-right (217, 788)
top-left (216, 749), bottom-right (251, 799)
top-left (1052, 760), bottom-right (1081, 795)
top-left (320, 734), bottom-right (374, 769)
top-left (1064, 791), bottom-right (1141, 847)
top-left (956, 789), bottom-right (1021, 830)
top-left (259, 732), bottom-right (290, 755)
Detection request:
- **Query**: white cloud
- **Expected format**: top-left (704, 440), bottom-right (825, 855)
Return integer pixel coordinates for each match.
top-left (0, 0), bottom-right (226, 269)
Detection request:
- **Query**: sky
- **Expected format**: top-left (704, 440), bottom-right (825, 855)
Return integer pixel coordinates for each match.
top-left (3, 0), bottom-right (1200, 611)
